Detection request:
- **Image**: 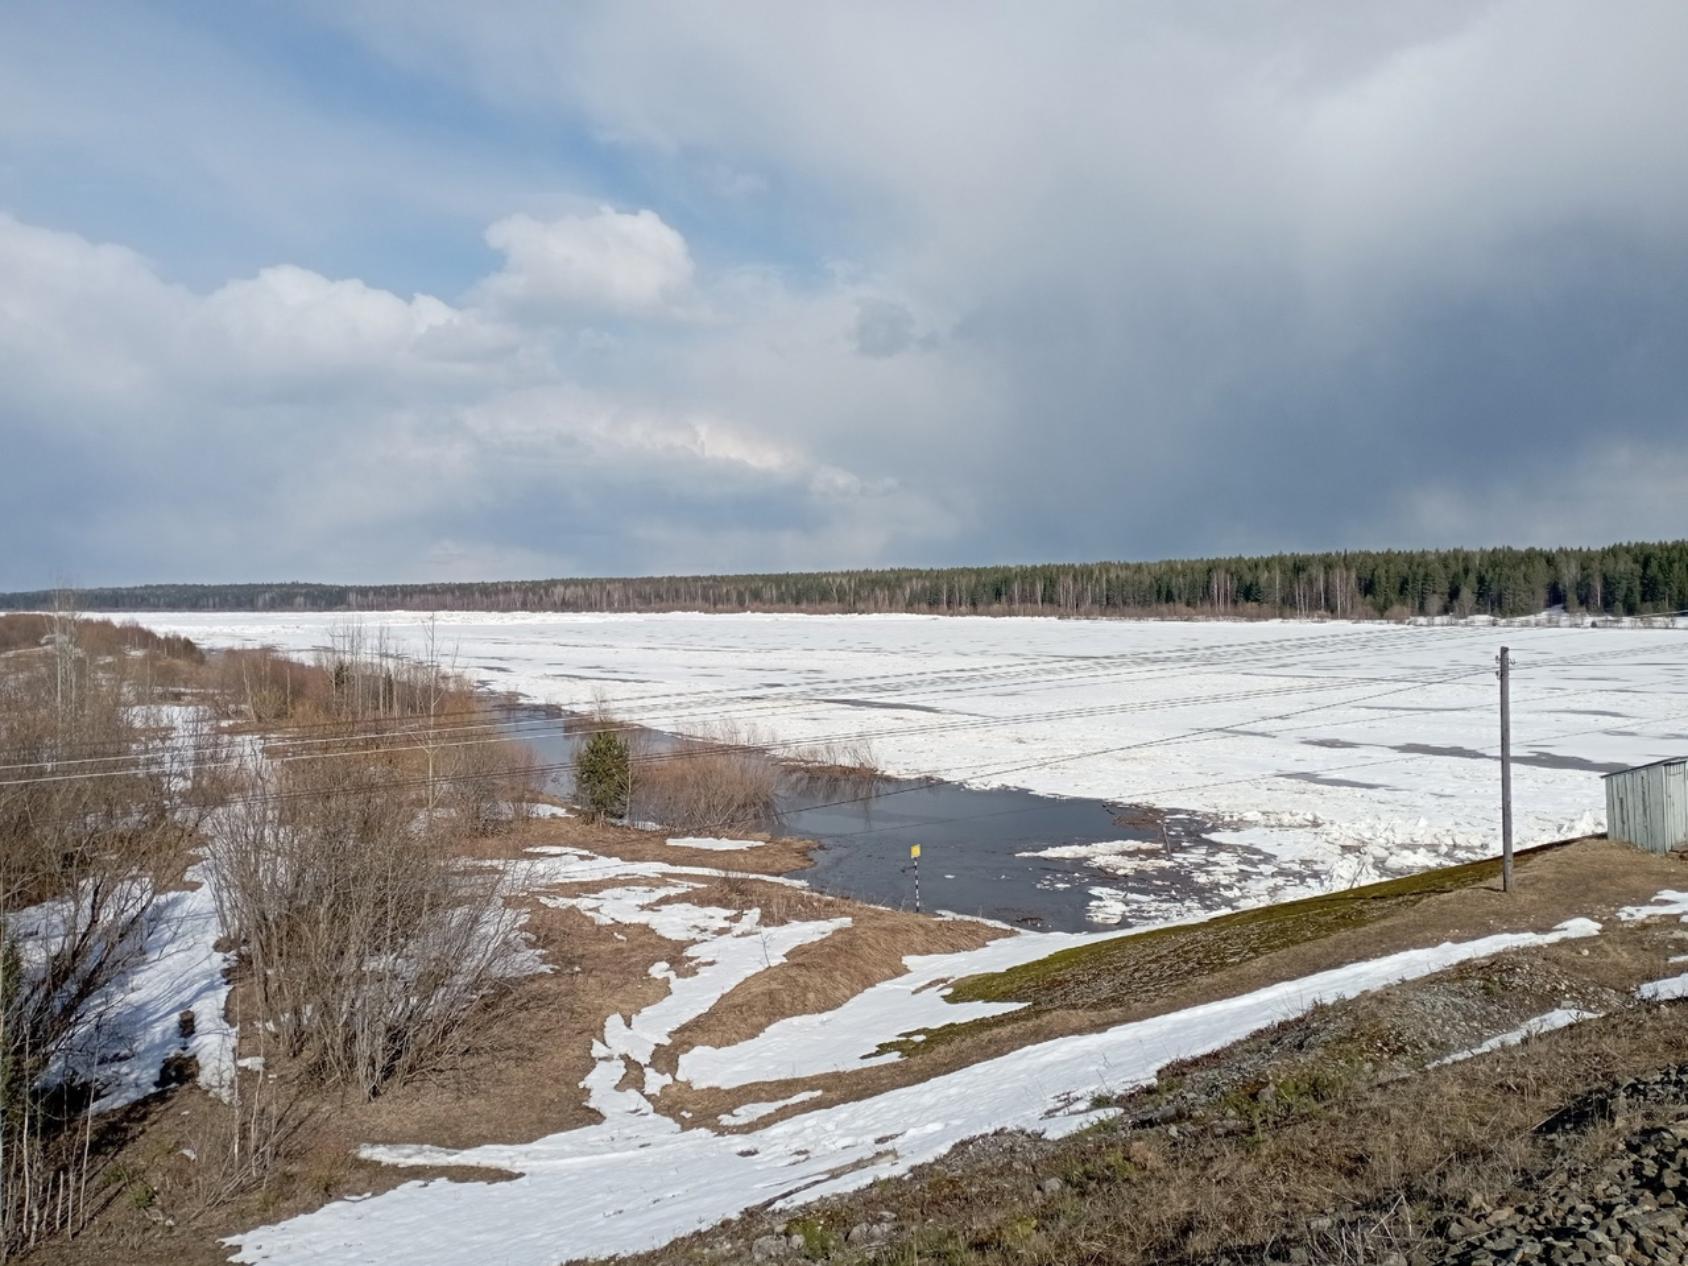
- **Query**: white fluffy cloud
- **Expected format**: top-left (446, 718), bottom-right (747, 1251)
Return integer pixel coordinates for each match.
top-left (0, 208), bottom-right (942, 587)
top-left (477, 207), bottom-right (694, 317)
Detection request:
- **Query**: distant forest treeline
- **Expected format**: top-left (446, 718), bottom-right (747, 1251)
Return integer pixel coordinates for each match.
top-left (8, 542), bottom-right (1688, 622)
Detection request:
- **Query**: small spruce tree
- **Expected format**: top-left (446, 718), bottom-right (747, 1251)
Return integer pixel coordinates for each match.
top-left (575, 730), bottom-right (631, 821)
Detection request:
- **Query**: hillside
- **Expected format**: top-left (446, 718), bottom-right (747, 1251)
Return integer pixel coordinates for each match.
top-left (41, 819), bottom-right (1688, 1266)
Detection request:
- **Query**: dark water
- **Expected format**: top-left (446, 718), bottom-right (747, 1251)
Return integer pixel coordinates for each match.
top-left (500, 704), bottom-right (1230, 932)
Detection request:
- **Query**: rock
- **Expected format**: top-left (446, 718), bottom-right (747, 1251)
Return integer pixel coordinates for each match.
top-left (1038, 1176), bottom-right (1065, 1196)
top-left (751, 1234), bottom-right (788, 1261)
top-left (847, 1223), bottom-right (891, 1247)
top-left (154, 1051), bottom-right (198, 1090)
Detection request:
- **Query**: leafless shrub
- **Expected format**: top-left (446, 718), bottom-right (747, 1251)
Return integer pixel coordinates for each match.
top-left (315, 621), bottom-right (474, 722)
top-left (782, 735), bottom-right (884, 803)
top-left (207, 619), bottom-right (480, 729)
top-left (632, 722), bottom-right (779, 834)
top-left (209, 646), bottom-right (328, 725)
top-left (206, 755), bottom-right (526, 1100)
top-left (182, 1020), bottom-right (307, 1218)
top-left (564, 689), bottom-right (624, 736)
top-left (0, 613), bottom-right (200, 663)
top-left (0, 625), bottom-right (197, 1257)
top-left (432, 729), bottom-right (544, 834)
top-left (787, 735), bottom-right (881, 780)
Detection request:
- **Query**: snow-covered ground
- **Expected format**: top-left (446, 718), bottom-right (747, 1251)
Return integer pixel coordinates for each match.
top-left (227, 906), bottom-right (1604, 1266)
top-left (5, 702), bottom-right (239, 1113)
top-left (666, 835), bottom-right (768, 851)
top-left (678, 925), bottom-right (1118, 1089)
top-left (116, 611), bottom-right (1688, 920)
top-left (6, 867), bottom-right (237, 1112)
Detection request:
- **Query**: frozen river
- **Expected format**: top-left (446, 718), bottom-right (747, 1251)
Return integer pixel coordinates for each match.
top-left (120, 611), bottom-right (1688, 924)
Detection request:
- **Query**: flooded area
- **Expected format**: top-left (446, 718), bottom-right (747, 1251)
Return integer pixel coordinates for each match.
top-left (501, 704), bottom-right (1265, 931)
top-left (131, 612), bottom-right (1685, 923)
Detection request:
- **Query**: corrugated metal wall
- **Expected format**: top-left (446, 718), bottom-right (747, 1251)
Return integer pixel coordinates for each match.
top-left (1606, 760), bottom-right (1688, 854)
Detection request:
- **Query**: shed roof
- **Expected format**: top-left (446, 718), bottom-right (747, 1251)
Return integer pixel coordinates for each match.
top-left (1602, 755), bottom-right (1688, 778)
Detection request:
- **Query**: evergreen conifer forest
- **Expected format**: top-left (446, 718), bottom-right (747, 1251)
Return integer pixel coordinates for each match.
top-left (10, 540), bottom-right (1687, 621)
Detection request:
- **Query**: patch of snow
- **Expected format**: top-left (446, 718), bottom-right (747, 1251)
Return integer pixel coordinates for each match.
top-left (717, 1090), bottom-right (823, 1126)
top-left (540, 883), bottom-right (739, 941)
top-left (517, 846), bottom-right (810, 891)
top-left (226, 917), bottom-right (1601, 1266)
top-left (1430, 1008), bottom-right (1601, 1066)
top-left (1085, 885), bottom-right (1217, 927)
top-left (7, 865), bottom-right (237, 1112)
top-left (676, 923), bottom-right (1107, 1090)
top-left (607, 910), bottom-right (850, 1089)
top-left (1638, 972), bottom-right (1688, 1002)
top-left (1618, 890), bottom-right (1688, 923)
top-left (666, 836), bottom-right (768, 851)
top-left (1018, 839), bottom-right (1163, 861)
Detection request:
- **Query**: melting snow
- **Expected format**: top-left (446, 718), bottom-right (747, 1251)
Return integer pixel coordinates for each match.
top-left (1017, 839), bottom-right (1164, 862)
top-left (1430, 1007), bottom-right (1601, 1067)
top-left (227, 918), bottom-right (1601, 1266)
top-left (666, 836), bottom-right (769, 851)
top-left (1618, 890), bottom-right (1688, 923)
top-left (7, 870), bottom-right (237, 1111)
top-left (717, 1090), bottom-right (823, 1126)
top-left (1639, 973), bottom-right (1688, 1002)
top-left (678, 923), bottom-right (1115, 1089)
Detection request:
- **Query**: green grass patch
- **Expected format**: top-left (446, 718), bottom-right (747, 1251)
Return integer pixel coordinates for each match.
top-left (879, 846), bottom-right (1559, 1059)
top-left (950, 849), bottom-right (1547, 1008)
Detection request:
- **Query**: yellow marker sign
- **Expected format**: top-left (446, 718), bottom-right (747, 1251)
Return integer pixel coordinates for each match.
top-left (910, 844), bottom-right (921, 859)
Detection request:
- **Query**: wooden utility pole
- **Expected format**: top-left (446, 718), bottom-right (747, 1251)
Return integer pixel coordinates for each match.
top-left (1499, 646), bottom-right (1514, 893)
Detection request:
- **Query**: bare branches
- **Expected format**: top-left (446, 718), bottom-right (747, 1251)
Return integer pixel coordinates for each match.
top-left (209, 755), bottom-right (527, 1099)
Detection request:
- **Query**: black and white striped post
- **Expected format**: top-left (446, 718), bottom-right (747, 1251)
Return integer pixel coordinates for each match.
top-left (911, 842), bottom-right (921, 913)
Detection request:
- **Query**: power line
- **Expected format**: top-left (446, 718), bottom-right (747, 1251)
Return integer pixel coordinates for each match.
top-left (0, 618), bottom-right (1499, 766)
top-left (2, 627), bottom-right (1544, 790)
top-left (0, 622), bottom-right (1512, 778)
top-left (5, 622), bottom-right (1660, 792)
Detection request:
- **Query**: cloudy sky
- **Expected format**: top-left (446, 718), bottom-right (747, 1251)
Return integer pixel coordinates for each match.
top-left (3, 2), bottom-right (1686, 589)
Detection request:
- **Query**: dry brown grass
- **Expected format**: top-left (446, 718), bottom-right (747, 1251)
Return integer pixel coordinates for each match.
top-left (663, 897), bottom-right (994, 1057)
top-left (782, 735), bottom-right (883, 785)
top-left (0, 614), bottom-right (201, 663)
top-left (627, 964), bottom-right (1688, 1266)
top-left (648, 842), bottom-right (1688, 1137)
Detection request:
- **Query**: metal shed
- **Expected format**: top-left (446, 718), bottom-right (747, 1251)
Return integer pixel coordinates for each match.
top-left (1604, 756), bottom-right (1688, 854)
